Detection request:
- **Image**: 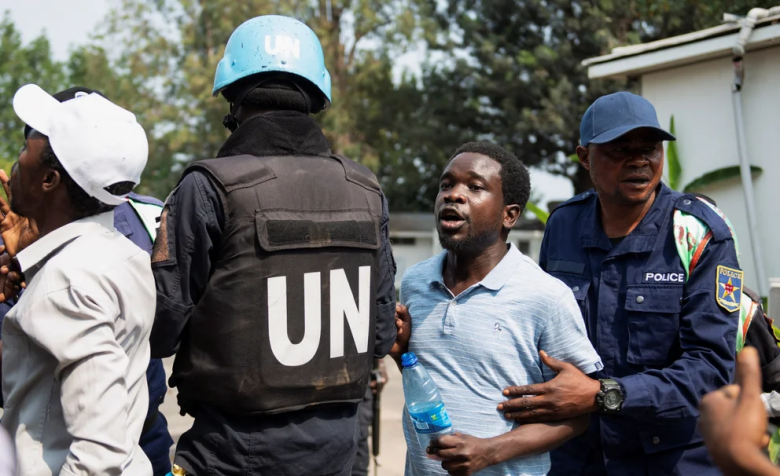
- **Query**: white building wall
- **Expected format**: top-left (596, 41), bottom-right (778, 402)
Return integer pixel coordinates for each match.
top-left (640, 45), bottom-right (780, 292)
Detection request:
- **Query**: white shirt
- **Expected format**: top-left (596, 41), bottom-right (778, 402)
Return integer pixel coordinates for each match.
top-left (1, 212), bottom-right (154, 475)
top-left (401, 244), bottom-right (602, 476)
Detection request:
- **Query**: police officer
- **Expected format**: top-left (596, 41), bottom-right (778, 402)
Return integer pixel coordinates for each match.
top-left (149, 15), bottom-right (396, 475)
top-left (498, 92), bottom-right (741, 474)
top-left (0, 87), bottom-right (174, 476)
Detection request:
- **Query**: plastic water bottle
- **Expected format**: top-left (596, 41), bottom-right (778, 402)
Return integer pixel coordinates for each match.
top-left (401, 352), bottom-right (454, 451)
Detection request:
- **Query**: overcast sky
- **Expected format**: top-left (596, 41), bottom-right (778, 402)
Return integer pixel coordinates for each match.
top-left (0, 0), bottom-right (111, 60)
top-left (0, 0), bottom-right (573, 207)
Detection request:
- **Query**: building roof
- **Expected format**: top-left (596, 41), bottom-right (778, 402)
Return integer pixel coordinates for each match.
top-left (583, 12), bottom-right (780, 79)
top-left (389, 212), bottom-right (544, 232)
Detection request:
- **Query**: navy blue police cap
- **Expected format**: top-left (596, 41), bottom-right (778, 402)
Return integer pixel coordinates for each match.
top-left (580, 91), bottom-right (676, 147)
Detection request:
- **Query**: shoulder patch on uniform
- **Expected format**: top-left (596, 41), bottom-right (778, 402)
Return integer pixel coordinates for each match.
top-left (673, 195), bottom-right (732, 242)
top-left (716, 265), bottom-right (743, 313)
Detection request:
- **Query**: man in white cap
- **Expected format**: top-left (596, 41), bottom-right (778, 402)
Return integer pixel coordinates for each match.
top-left (0, 84), bottom-right (154, 475)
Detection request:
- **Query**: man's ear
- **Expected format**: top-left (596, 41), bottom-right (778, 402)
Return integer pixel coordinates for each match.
top-left (576, 145), bottom-right (591, 171)
top-left (504, 204), bottom-right (522, 230)
top-left (42, 168), bottom-right (61, 193)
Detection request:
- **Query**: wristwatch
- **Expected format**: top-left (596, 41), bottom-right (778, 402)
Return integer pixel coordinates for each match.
top-left (596, 378), bottom-right (624, 414)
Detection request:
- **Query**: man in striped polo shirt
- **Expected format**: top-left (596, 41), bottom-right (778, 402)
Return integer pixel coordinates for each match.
top-left (391, 142), bottom-right (602, 476)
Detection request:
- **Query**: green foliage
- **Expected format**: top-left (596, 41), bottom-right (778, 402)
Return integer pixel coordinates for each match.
top-left (409, 0), bottom-right (779, 196)
top-left (525, 201), bottom-right (549, 224)
top-left (0, 12), bottom-right (64, 174)
top-left (0, 1), bottom-right (776, 207)
top-left (683, 166), bottom-right (763, 193)
top-left (666, 115), bottom-right (681, 191)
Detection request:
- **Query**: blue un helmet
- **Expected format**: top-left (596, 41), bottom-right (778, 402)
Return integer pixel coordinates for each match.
top-left (213, 15), bottom-right (332, 129)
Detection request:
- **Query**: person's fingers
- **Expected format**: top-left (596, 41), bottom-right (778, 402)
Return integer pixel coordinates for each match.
top-left (397, 304), bottom-right (411, 321)
top-left (762, 433), bottom-right (771, 448)
top-left (718, 384), bottom-right (741, 400)
top-left (499, 395), bottom-right (548, 412)
top-left (736, 347), bottom-right (762, 401)
top-left (539, 350), bottom-right (567, 373)
top-left (502, 383), bottom-right (547, 398)
top-left (429, 445), bottom-right (462, 460)
top-left (432, 434), bottom-right (461, 448)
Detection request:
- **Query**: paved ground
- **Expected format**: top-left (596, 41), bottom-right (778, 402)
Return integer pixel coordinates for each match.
top-left (160, 356), bottom-right (407, 475)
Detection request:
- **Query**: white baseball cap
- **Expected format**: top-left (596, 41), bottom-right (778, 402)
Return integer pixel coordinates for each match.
top-left (12, 84), bottom-right (148, 205)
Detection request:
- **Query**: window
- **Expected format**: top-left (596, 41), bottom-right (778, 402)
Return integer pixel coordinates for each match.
top-left (392, 237), bottom-right (417, 245)
top-left (517, 240), bottom-right (530, 255)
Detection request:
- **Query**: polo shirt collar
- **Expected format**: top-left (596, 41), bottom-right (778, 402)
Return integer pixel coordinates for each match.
top-left (430, 243), bottom-right (523, 293)
top-left (16, 211), bottom-right (115, 273)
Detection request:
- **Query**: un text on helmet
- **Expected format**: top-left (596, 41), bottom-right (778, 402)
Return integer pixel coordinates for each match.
top-left (265, 35), bottom-right (302, 59)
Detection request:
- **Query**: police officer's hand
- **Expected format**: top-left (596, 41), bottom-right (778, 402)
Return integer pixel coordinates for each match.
top-left (390, 303), bottom-right (412, 359)
top-left (499, 351), bottom-right (600, 423)
top-left (428, 433), bottom-right (495, 476)
top-left (699, 347), bottom-right (778, 476)
top-left (0, 169), bottom-right (39, 257)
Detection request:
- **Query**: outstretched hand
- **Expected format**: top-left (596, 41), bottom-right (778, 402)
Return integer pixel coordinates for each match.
top-left (699, 347), bottom-right (777, 476)
top-left (0, 169), bottom-right (39, 257)
top-left (499, 351), bottom-right (600, 423)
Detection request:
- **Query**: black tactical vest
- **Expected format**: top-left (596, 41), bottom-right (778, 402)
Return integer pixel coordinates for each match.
top-left (172, 154), bottom-right (383, 415)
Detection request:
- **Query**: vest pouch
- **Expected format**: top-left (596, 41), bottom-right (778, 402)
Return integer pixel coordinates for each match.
top-left (625, 284), bottom-right (683, 366)
top-left (255, 208), bottom-right (380, 252)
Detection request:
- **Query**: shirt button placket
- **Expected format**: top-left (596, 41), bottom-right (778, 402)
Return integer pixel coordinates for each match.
top-left (443, 299), bottom-right (456, 334)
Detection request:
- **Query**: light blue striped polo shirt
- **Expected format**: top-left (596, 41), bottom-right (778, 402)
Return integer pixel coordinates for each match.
top-left (401, 243), bottom-right (603, 476)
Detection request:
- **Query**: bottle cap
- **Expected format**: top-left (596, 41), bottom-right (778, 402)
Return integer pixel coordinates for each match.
top-left (401, 352), bottom-right (418, 367)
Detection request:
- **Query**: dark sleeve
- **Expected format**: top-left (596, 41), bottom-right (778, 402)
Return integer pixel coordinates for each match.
top-left (615, 237), bottom-right (740, 419)
top-left (149, 171), bottom-right (224, 358)
top-left (744, 310), bottom-right (780, 392)
top-left (538, 222), bottom-right (550, 271)
top-left (373, 194), bottom-right (397, 358)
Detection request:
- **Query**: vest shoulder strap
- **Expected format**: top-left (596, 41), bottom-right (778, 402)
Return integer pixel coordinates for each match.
top-left (330, 154), bottom-right (381, 195)
top-left (185, 155), bottom-right (277, 193)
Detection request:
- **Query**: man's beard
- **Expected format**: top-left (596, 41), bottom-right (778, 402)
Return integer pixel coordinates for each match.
top-left (438, 212), bottom-right (503, 253)
top-left (612, 183), bottom-right (656, 206)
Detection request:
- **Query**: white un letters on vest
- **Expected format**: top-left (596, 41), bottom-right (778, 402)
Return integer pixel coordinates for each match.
top-left (268, 267), bottom-right (370, 367)
top-left (265, 35), bottom-right (301, 59)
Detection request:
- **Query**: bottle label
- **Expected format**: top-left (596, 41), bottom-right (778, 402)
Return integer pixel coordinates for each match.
top-left (409, 402), bottom-right (452, 434)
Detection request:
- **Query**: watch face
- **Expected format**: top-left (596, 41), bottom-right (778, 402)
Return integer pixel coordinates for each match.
top-left (604, 388), bottom-right (622, 409)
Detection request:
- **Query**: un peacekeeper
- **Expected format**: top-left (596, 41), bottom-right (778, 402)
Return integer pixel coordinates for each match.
top-left (0, 87), bottom-right (174, 475)
top-left (149, 15), bottom-right (397, 475)
top-left (497, 92), bottom-right (741, 474)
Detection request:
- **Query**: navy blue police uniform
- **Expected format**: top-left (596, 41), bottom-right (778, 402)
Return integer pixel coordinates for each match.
top-left (114, 192), bottom-right (175, 476)
top-left (540, 183), bottom-right (740, 475)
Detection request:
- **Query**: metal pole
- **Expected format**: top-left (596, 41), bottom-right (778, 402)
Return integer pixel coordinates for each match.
top-left (732, 61), bottom-right (768, 296)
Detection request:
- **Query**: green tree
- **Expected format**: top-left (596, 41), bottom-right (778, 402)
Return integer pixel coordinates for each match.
top-left (409, 0), bottom-right (779, 196)
top-left (0, 12), bottom-right (64, 173)
top-left (75, 0), bottom-right (421, 200)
